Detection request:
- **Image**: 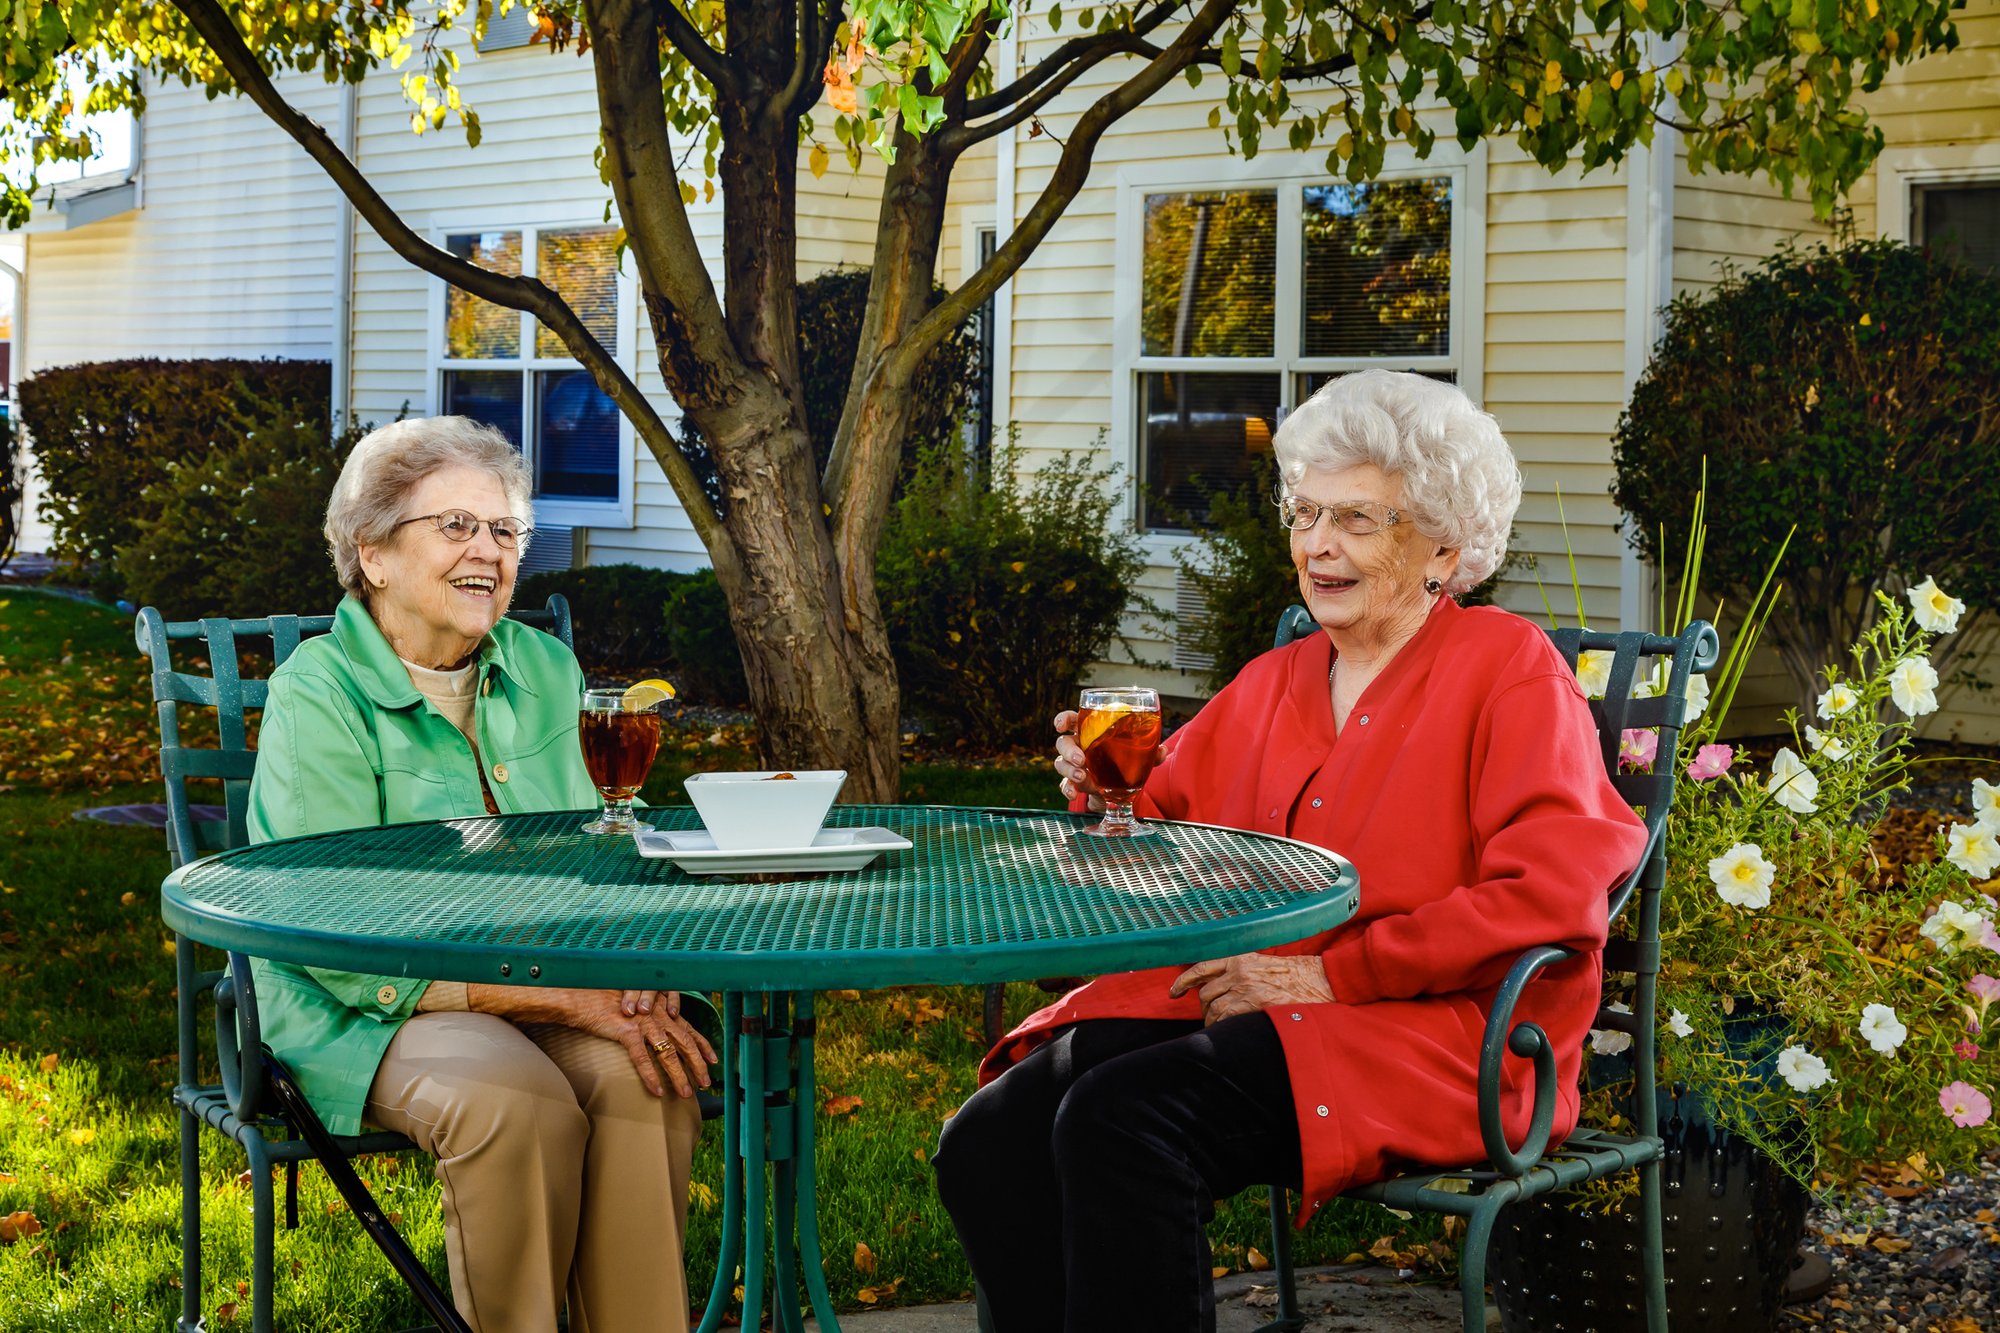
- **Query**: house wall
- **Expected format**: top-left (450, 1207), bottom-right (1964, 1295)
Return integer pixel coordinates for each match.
top-left (996, 18), bottom-right (1648, 696)
top-left (16, 69), bottom-right (346, 554)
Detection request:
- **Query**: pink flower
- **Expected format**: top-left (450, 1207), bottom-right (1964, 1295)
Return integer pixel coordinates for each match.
top-left (1971, 974), bottom-right (2000, 1005)
top-left (1955, 1040), bottom-right (1980, 1060)
top-left (1939, 1081), bottom-right (1993, 1128)
top-left (1685, 744), bottom-right (1734, 781)
top-left (1981, 919), bottom-right (2000, 954)
top-left (1619, 729), bottom-right (1659, 772)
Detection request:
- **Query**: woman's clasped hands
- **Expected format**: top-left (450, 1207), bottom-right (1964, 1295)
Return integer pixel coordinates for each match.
top-left (466, 984), bottom-right (718, 1098)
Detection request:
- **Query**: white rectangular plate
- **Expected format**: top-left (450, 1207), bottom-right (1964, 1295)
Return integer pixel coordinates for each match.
top-left (631, 825), bottom-right (912, 876)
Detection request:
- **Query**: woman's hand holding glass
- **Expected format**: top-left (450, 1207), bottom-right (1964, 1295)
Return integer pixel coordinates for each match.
top-left (1052, 703), bottom-right (1168, 820)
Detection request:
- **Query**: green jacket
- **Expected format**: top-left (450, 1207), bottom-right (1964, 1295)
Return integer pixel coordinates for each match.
top-left (246, 596), bottom-right (606, 1134)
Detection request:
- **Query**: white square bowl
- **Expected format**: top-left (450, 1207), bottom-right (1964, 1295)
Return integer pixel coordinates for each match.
top-left (682, 769), bottom-right (846, 851)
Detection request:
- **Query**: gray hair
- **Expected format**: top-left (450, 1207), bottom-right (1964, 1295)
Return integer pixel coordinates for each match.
top-left (324, 416), bottom-right (534, 598)
top-left (1272, 370), bottom-right (1521, 595)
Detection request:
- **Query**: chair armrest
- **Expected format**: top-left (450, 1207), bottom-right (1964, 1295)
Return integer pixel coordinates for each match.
top-left (216, 952), bottom-right (268, 1123)
top-left (1476, 943), bottom-right (1578, 1177)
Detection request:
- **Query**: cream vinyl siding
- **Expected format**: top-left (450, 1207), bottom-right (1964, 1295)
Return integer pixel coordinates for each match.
top-left (17, 69), bottom-right (344, 553)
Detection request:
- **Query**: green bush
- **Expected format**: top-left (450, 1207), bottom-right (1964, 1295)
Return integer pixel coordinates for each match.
top-left (116, 416), bottom-right (364, 620)
top-left (1612, 236), bottom-right (2000, 703)
top-left (516, 563), bottom-right (691, 673)
top-left (1170, 458), bottom-right (1525, 693)
top-left (678, 267), bottom-right (980, 514)
top-left (877, 436), bottom-right (1150, 748)
top-left (662, 568), bottom-right (750, 707)
top-left (18, 358), bottom-right (332, 597)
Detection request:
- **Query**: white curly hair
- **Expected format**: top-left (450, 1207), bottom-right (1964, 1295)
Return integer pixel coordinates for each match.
top-left (1272, 370), bottom-right (1521, 595)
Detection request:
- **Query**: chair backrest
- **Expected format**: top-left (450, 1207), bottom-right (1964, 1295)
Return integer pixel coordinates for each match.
top-left (136, 596), bottom-right (574, 870)
top-left (1272, 606), bottom-right (1719, 931)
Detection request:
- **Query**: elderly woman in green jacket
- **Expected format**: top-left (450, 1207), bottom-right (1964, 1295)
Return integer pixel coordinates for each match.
top-left (247, 416), bottom-right (715, 1333)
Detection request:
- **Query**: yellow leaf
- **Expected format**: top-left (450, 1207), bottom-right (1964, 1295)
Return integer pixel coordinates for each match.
top-left (1859, 312), bottom-right (1873, 326)
top-left (39, 1054), bottom-right (57, 1074)
top-left (1211, 1265), bottom-right (1231, 1279)
top-left (1543, 59), bottom-right (1563, 94)
top-left (0, 1211), bottom-right (42, 1244)
top-left (1666, 67), bottom-right (1685, 96)
top-left (809, 143), bottom-right (829, 178)
top-left (1009, 561), bottom-right (1025, 573)
top-left (1609, 69), bottom-right (1624, 91)
top-left (679, 181), bottom-right (697, 206)
top-left (1870, 1236), bottom-right (1913, 1253)
top-left (855, 1241), bottom-right (877, 1273)
top-left (1795, 79), bottom-right (1813, 105)
top-left (947, 630), bottom-right (961, 644)
top-left (68, 1128), bottom-right (95, 1146)
top-left (1247, 1246), bottom-right (1271, 1270)
top-left (825, 1094), bottom-right (864, 1116)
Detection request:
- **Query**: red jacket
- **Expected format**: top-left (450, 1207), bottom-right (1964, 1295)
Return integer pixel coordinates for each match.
top-left (981, 600), bottom-right (1647, 1220)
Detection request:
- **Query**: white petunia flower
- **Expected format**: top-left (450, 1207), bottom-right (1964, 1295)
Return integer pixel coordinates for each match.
top-left (1766, 746), bottom-right (1820, 815)
top-left (1907, 576), bottom-right (1966, 634)
top-left (1634, 661), bottom-right (1711, 725)
top-left (1972, 778), bottom-right (2000, 828)
top-left (1858, 1003), bottom-right (1908, 1055)
top-left (1667, 1009), bottom-right (1693, 1038)
top-left (1683, 672), bottom-right (1711, 724)
top-left (1947, 823), bottom-right (2000, 881)
top-left (1709, 842), bottom-right (1776, 909)
top-left (1889, 657), bottom-right (1940, 717)
top-left (1921, 899), bottom-right (1992, 956)
top-left (1776, 1045), bottom-right (1835, 1092)
top-left (1817, 682), bottom-right (1860, 719)
top-left (1804, 725), bottom-right (1851, 762)
top-left (1589, 1001), bottom-right (1634, 1056)
top-left (1575, 649), bottom-right (1614, 700)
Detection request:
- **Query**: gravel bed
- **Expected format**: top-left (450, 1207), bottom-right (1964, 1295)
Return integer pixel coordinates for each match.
top-left (1785, 1154), bottom-right (2000, 1332)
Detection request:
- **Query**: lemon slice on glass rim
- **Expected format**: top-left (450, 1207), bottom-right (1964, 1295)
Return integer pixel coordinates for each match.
top-left (1077, 701), bottom-right (1135, 752)
top-left (621, 678), bottom-right (677, 710)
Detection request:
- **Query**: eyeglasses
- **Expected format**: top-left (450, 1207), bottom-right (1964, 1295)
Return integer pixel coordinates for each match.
top-left (1277, 495), bottom-right (1403, 535)
top-left (394, 510), bottom-right (533, 548)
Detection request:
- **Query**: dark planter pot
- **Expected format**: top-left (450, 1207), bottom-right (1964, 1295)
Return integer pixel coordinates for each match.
top-left (1487, 1089), bottom-right (1809, 1332)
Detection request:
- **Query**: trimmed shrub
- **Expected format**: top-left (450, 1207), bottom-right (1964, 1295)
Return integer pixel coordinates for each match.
top-left (19, 358), bottom-right (332, 597)
top-left (517, 564), bottom-right (690, 673)
top-left (116, 416), bottom-right (364, 620)
top-left (678, 267), bottom-right (980, 514)
top-left (662, 568), bottom-right (750, 707)
top-left (877, 436), bottom-right (1150, 748)
top-left (1170, 458), bottom-right (1525, 693)
top-left (1612, 236), bottom-right (2000, 702)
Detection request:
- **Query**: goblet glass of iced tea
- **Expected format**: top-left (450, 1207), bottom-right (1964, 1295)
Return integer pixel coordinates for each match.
top-left (1076, 687), bottom-right (1163, 838)
top-left (579, 685), bottom-right (667, 834)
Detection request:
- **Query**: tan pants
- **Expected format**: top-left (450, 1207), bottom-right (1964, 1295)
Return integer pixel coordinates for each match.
top-left (367, 1011), bottom-right (704, 1333)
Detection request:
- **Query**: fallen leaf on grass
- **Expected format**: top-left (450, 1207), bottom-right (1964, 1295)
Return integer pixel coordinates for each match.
top-left (39, 1054), bottom-right (57, 1073)
top-left (1246, 1246), bottom-right (1270, 1271)
top-left (1211, 1266), bottom-right (1230, 1279)
top-left (827, 990), bottom-right (861, 1002)
top-left (1826, 1230), bottom-right (1871, 1246)
top-left (824, 1095), bottom-right (863, 1117)
top-left (1869, 1236), bottom-right (1913, 1254)
top-left (0, 1211), bottom-right (43, 1244)
top-left (855, 1277), bottom-right (903, 1304)
top-left (68, 1128), bottom-right (94, 1145)
top-left (214, 1302), bottom-right (238, 1322)
top-left (854, 1241), bottom-right (876, 1274)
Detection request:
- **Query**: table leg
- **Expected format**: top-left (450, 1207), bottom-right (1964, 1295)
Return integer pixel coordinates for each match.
top-left (699, 991), bottom-right (844, 1333)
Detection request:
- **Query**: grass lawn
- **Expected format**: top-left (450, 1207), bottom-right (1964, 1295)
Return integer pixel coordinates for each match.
top-left (0, 587), bottom-right (1437, 1329)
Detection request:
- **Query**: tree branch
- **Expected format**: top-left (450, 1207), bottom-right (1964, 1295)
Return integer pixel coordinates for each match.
top-left (947, 26), bottom-right (1169, 150)
top-left (891, 0), bottom-right (1239, 422)
top-left (165, 0), bottom-right (733, 556)
top-left (771, 0), bottom-right (816, 122)
top-left (651, 0), bottom-right (741, 98)
top-left (784, 0), bottom-right (845, 123)
top-left (963, 0), bottom-right (1184, 119)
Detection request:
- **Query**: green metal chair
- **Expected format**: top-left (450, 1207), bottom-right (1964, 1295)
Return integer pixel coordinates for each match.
top-left (1253, 604), bottom-right (1717, 1333)
top-left (139, 598), bottom-right (572, 1333)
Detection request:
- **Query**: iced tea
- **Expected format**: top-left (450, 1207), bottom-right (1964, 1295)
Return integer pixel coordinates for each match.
top-left (580, 710), bottom-right (662, 799)
top-left (1076, 687), bottom-right (1162, 837)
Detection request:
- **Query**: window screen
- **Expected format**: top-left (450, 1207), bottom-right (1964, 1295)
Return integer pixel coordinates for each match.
top-left (444, 231), bottom-right (522, 358)
top-left (1301, 178), bottom-right (1452, 358)
top-left (1915, 183), bottom-right (2000, 278)
top-left (1140, 191), bottom-right (1277, 358)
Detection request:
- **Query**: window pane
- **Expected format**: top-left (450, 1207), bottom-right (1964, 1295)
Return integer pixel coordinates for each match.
top-left (443, 370), bottom-right (525, 450)
top-left (1138, 371), bottom-right (1281, 531)
top-left (1302, 178), bottom-right (1452, 358)
top-left (1140, 191), bottom-right (1276, 357)
top-left (444, 231), bottom-right (523, 358)
top-left (536, 227), bottom-right (621, 359)
top-left (1915, 184), bottom-right (2000, 278)
top-left (1296, 369), bottom-right (1456, 402)
top-left (536, 369), bottom-right (620, 500)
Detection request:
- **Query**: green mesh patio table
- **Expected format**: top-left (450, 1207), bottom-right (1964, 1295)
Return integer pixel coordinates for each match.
top-left (161, 804), bottom-right (1359, 1332)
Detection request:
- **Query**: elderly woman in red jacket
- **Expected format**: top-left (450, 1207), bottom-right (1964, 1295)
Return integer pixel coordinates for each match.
top-left (933, 369), bottom-right (1648, 1332)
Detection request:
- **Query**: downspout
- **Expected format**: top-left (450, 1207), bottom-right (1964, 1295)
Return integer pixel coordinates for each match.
top-left (330, 80), bottom-right (359, 432)
top-left (1620, 51), bottom-right (1678, 632)
top-left (991, 19), bottom-right (1017, 452)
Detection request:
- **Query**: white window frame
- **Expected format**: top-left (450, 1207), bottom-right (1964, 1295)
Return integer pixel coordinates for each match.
top-left (427, 218), bottom-right (640, 529)
top-left (1111, 144), bottom-right (1486, 552)
top-left (1874, 142), bottom-right (2000, 248)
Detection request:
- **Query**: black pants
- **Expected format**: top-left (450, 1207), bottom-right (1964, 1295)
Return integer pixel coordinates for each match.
top-left (933, 1015), bottom-right (1304, 1333)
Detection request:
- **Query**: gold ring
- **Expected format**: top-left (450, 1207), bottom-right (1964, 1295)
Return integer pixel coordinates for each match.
top-left (651, 1039), bottom-right (673, 1053)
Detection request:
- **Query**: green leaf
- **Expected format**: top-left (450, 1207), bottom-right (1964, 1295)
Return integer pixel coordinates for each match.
top-left (1220, 24), bottom-right (1242, 78)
